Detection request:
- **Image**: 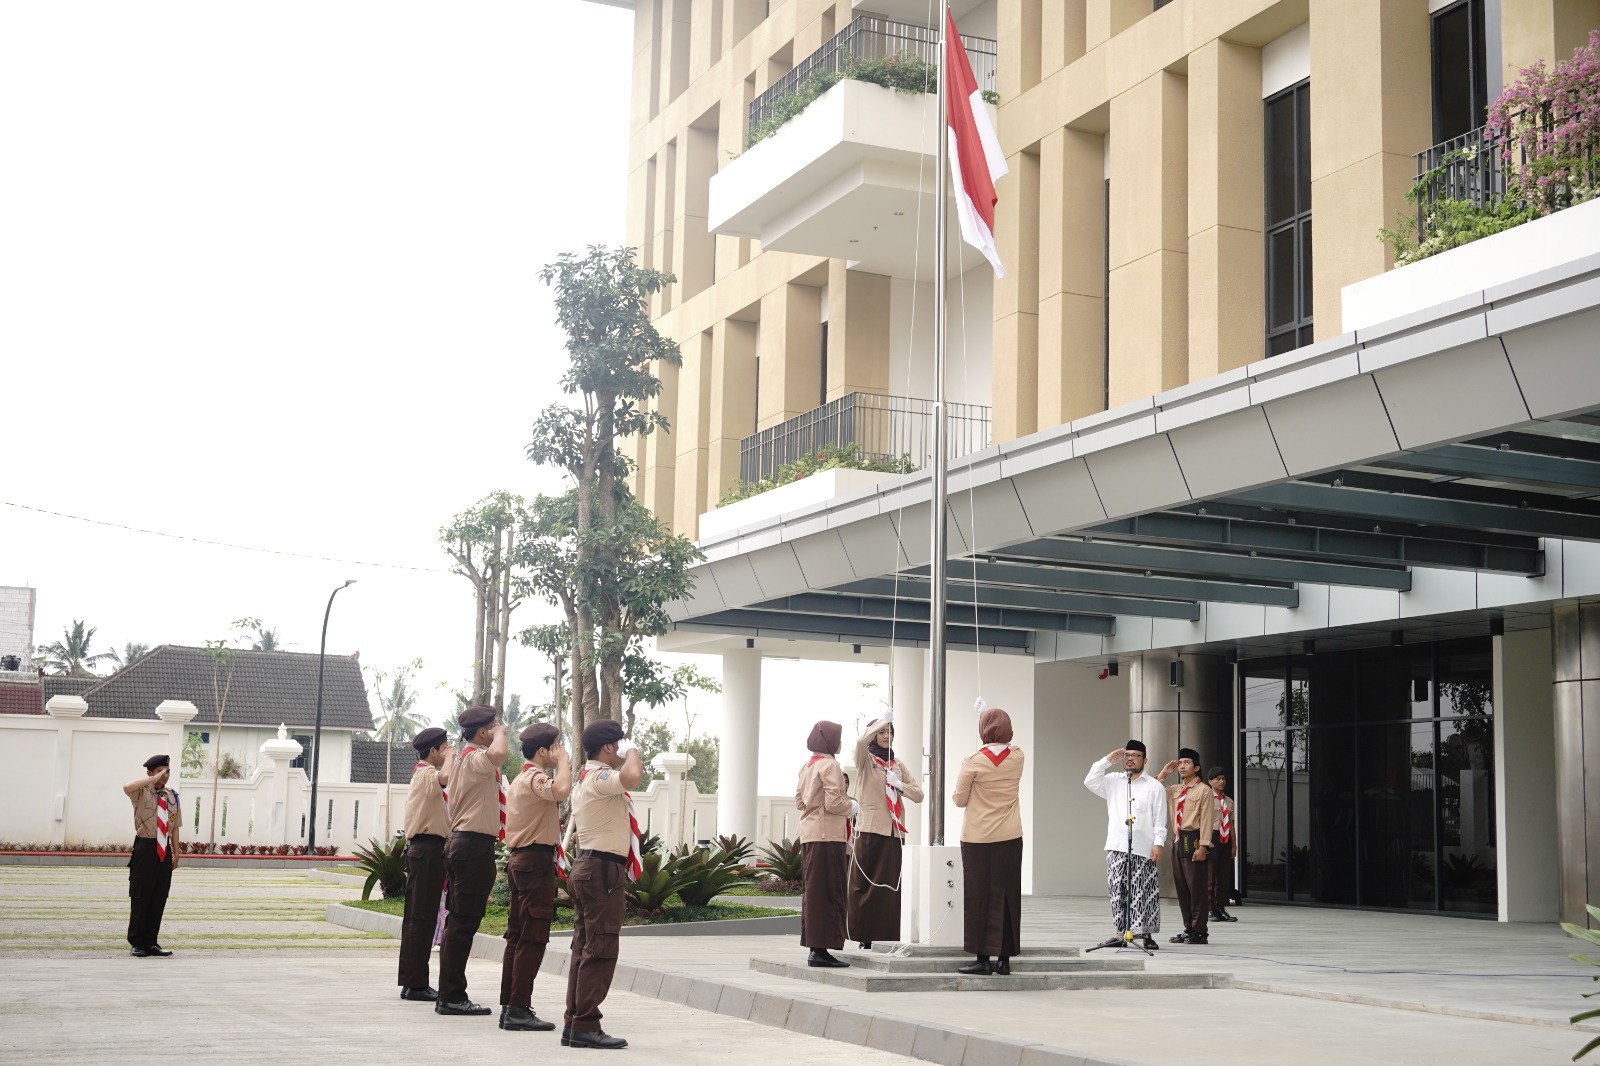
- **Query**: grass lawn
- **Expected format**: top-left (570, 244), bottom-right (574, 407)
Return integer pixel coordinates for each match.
top-left (344, 897), bottom-right (794, 937)
top-left (715, 883), bottom-right (801, 897)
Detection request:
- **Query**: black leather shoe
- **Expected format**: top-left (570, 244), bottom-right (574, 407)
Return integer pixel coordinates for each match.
top-left (435, 999), bottom-right (493, 1016)
top-left (993, 957), bottom-right (1011, 976)
top-left (1188, 934), bottom-right (1210, 945)
top-left (400, 986), bottom-right (438, 1001)
top-left (956, 956), bottom-right (992, 975)
top-left (1217, 910), bottom-right (1238, 922)
top-left (129, 947), bottom-right (151, 958)
top-left (500, 1006), bottom-right (556, 1031)
top-left (1169, 932), bottom-right (1190, 944)
top-left (146, 945), bottom-right (172, 957)
top-left (561, 1028), bottom-right (572, 1046)
top-left (858, 940), bottom-right (872, 950)
top-left (568, 1029), bottom-right (628, 1049)
top-left (806, 949), bottom-right (849, 968)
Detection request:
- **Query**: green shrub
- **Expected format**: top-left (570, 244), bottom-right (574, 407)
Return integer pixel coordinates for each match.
top-left (756, 837), bottom-right (805, 883)
top-left (352, 836), bottom-right (407, 901)
top-left (721, 442), bottom-right (916, 506)
top-left (624, 852), bottom-right (700, 915)
top-left (675, 845), bottom-right (754, 908)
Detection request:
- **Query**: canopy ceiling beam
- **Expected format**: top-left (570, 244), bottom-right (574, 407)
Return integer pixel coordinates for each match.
top-left (992, 536), bottom-right (1413, 591)
top-left (833, 576), bottom-right (1202, 621)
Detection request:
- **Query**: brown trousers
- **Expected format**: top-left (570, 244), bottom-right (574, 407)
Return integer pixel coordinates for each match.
top-left (438, 831), bottom-right (497, 1004)
top-left (1208, 833), bottom-right (1236, 912)
top-left (1173, 836), bottom-right (1209, 939)
top-left (563, 854), bottom-right (627, 1034)
top-left (500, 844), bottom-right (556, 1008)
top-left (397, 833), bottom-right (445, 988)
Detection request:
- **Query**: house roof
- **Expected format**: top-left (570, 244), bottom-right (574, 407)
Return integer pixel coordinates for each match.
top-left (81, 645), bottom-right (373, 731)
top-left (350, 736), bottom-right (424, 784)
top-left (0, 675), bottom-right (43, 716)
top-left (42, 675), bottom-right (98, 701)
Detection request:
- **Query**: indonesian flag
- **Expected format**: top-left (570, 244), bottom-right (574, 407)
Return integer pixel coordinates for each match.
top-left (945, 9), bottom-right (1007, 277)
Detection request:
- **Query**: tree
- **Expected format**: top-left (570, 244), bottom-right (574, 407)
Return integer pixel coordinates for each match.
top-left (371, 659), bottom-right (427, 837)
top-left (250, 625), bottom-right (281, 651)
top-left (440, 491), bottom-right (532, 709)
top-left (525, 247), bottom-right (689, 732)
top-left (110, 642), bottom-right (151, 670)
top-left (39, 620), bottom-right (115, 677)
top-left (521, 622), bottom-right (572, 751)
top-left (201, 618), bottom-right (257, 845)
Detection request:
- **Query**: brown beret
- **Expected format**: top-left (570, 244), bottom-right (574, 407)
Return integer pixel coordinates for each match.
top-left (143, 754), bottom-right (170, 770)
top-left (412, 727), bottom-right (447, 754)
top-left (520, 723), bottom-right (560, 758)
top-left (582, 719), bottom-right (625, 757)
top-left (458, 706), bottom-right (496, 733)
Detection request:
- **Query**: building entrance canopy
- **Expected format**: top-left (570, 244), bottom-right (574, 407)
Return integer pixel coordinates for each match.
top-left (663, 252), bottom-right (1600, 659)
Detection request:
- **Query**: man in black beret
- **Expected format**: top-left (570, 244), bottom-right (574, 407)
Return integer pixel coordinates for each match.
top-left (436, 705), bottom-right (506, 1016)
top-left (1157, 747), bottom-right (1216, 944)
top-left (397, 725), bottom-right (451, 1001)
top-left (1084, 740), bottom-right (1168, 951)
top-left (123, 753), bottom-right (181, 957)
top-left (561, 718), bottom-right (642, 1049)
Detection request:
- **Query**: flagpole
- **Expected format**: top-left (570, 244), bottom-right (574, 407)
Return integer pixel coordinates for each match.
top-left (927, 0), bottom-right (951, 849)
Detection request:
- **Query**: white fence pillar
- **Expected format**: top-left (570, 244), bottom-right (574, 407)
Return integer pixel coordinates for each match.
top-left (260, 725), bottom-right (303, 847)
top-left (718, 648), bottom-right (762, 842)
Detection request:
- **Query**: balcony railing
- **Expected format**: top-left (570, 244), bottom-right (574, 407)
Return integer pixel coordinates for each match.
top-left (738, 392), bottom-right (992, 486)
top-left (1413, 126), bottom-right (1507, 243)
top-left (747, 16), bottom-right (998, 147)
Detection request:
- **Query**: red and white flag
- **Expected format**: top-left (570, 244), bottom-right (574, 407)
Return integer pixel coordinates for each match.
top-left (945, 9), bottom-right (1007, 276)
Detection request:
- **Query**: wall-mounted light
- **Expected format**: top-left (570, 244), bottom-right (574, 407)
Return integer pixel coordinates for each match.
top-left (746, 637), bottom-right (755, 649)
top-left (852, 644), bottom-right (862, 655)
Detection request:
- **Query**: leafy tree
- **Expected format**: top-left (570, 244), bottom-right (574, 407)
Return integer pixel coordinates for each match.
top-left (39, 620), bottom-right (115, 677)
top-left (682, 733), bottom-right (720, 796)
top-left (440, 491), bottom-right (532, 710)
top-left (181, 731), bottom-right (207, 778)
top-left (525, 246), bottom-right (691, 732)
top-left (522, 622), bottom-right (572, 749)
top-left (110, 642), bottom-right (151, 670)
top-left (201, 618), bottom-right (258, 844)
top-left (633, 720), bottom-right (676, 787)
top-left (371, 659), bottom-right (427, 836)
top-left (250, 625), bottom-right (281, 651)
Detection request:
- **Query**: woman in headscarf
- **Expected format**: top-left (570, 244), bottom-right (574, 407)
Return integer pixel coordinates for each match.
top-left (795, 720), bottom-right (857, 968)
top-left (847, 711), bottom-right (923, 950)
top-left (952, 707), bottom-right (1024, 975)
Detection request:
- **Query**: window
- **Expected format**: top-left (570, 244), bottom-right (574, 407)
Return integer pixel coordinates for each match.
top-left (819, 320), bottom-right (829, 407)
top-left (291, 734), bottom-right (313, 770)
top-left (1264, 80), bottom-right (1312, 357)
top-left (1431, 0), bottom-right (1488, 144)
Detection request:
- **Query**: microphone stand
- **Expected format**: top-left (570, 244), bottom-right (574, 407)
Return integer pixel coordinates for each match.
top-left (1087, 767), bottom-right (1152, 956)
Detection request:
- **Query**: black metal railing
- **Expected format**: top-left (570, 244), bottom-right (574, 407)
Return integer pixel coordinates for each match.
top-left (738, 392), bottom-right (992, 486)
top-left (1413, 125), bottom-right (1506, 243)
top-left (747, 16), bottom-right (998, 147)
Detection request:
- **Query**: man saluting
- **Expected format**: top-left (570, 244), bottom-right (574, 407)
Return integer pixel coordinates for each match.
top-left (124, 754), bottom-right (181, 957)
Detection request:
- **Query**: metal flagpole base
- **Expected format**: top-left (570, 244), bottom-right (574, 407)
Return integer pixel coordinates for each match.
top-left (901, 844), bottom-right (963, 947)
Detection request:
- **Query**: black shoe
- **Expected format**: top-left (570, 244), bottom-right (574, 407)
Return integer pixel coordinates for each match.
top-left (806, 949), bottom-right (849, 968)
top-left (1169, 932), bottom-right (1190, 944)
top-left (1140, 936), bottom-right (1161, 951)
top-left (129, 947), bottom-right (151, 958)
top-left (1188, 934), bottom-right (1210, 945)
top-left (561, 1028), bottom-right (572, 1047)
top-left (568, 1029), bottom-right (628, 1049)
top-left (1217, 910), bottom-right (1238, 922)
top-left (500, 1006), bottom-right (556, 1031)
top-left (858, 940), bottom-right (872, 950)
top-left (956, 956), bottom-right (992, 975)
top-left (435, 999), bottom-right (493, 1016)
top-left (146, 945), bottom-right (172, 957)
top-left (993, 957), bottom-right (1011, 976)
top-left (1210, 909), bottom-right (1226, 921)
top-left (400, 986), bottom-right (438, 1002)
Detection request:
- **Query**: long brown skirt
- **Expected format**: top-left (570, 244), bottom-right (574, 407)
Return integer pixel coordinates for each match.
top-left (800, 840), bottom-right (848, 950)
top-left (961, 837), bottom-right (1022, 958)
top-left (846, 832), bottom-right (902, 943)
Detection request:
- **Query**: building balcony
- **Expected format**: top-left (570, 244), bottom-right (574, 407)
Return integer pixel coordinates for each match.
top-left (707, 17), bottom-right (997, 278)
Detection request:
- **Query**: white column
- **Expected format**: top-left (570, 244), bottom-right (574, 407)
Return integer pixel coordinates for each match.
top-left (717, 648), bottom-right (761, 843)
top-left (890, 647), bottom-right (927, 845)
top-left (260, 724), bottom-right (303, 848)
top-left (43, 695), bottom-right (86, 846)
top-left (1495, 629), bottom-right (1560, 922)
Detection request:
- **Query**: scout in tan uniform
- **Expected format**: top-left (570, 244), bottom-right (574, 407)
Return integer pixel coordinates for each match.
top-left (397, 725), bottom-right (451, 1001)
top-left (123, 753), bottom-right (181, 957)
top-left (436, 705), bottom-right (506, 1016)
top-left (562, 718), bottom-right (642, 1050)
top-left (847, 712), bottom-right (923, 949)
top-left (952, 708), bottom-right (1025, 975)
top-left (796, 720), bottom-right (857, 968)
top-left (1157, 747), bottom-right (1216, 945)
top-left (498, 722), bottom-right (570, 1032)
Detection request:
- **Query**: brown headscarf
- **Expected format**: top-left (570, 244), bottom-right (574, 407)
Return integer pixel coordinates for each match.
top-left (807, 720), bottom-right (843, 755)
top-left (978, 708), bottom-right (1013, 745)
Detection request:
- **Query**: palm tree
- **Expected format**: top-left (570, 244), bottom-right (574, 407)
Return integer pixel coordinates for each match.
top-left (39, 621), bottom-right (115, 677)
top-left (251, 625), bottom-right (281, 651)
top-left (373, 662), bottom-right (427, 836)
top-left (109, 642), bottom-right (151, 670)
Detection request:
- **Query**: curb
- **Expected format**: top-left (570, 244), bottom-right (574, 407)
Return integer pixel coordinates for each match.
top-left (0, 854), bottom-right (357, 870)
top-left (325, 904), bottom-right (1148, 1066)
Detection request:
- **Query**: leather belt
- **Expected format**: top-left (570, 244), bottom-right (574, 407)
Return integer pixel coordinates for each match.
top-left (577, 849), bottom-right (626, 865)
top-left (511, 843), bottom-right (556, 853)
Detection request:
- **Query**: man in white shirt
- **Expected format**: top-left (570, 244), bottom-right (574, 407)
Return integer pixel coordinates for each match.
top-left (1083, 740), bottom-right (1169, 950)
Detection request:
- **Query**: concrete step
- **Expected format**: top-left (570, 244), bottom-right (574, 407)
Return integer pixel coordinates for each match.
top-left (750, 957), bottom-right (1231, 992)
top-left (839, 952), bottom-right (1138, 974)
top-left (854, 942), bottom-right (1081, 959)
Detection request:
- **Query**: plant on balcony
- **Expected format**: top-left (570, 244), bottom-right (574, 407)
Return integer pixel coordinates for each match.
top-left (750, 53), bottom-right (999, 146)
top-left (1381, 31), bottom-right (1600, 265)
top-left (719, 442), bottom-right (917, 506)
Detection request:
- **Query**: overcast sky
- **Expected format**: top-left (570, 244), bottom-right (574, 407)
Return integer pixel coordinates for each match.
top-left (0, 2), bottom-right (884, 793)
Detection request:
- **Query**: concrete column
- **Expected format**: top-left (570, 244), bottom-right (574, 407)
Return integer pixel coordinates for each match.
top-left (43, 696), bottom-right (86, 846)
top-left (992, 148), bottom-right (1040, 444)
top-left (643, 341), bottom-right (680, 522)
top-left (1187, 38), bottom-right (1264, 380)
top-left (1108, 70), bottom-right (1188, 406)
top-left (825, 263), bottom-right (891, 402)
top-left (674, 122), bottom-right (718, 302)
top-left (674, 329), bottom-right (714, 536)
top-left (260, 725), bottom-right (303, 848)
top-left (1085, 0), bottom-right (1146, 51)
top-left (1041, 0), bottom-right (1087, 78)
top-left (1500, 0), bottom-right (1600, 89)
top-left (660, 0), bottom-right (693, 111)
top-left (707, 317), bottom-right (757, 501)
top-left (998, 0), bottom-right (1043, 99)
top-left (1034, 660), bottom-right (1131, 895)
top-left (1307, 0), bottom-right (1430, 339)
top-left (890, 646), bottom-right (926, 846)
top-left (653, 141), bottom-right (678, 314)
top-left (1037, 127), bottom-right (1106, 428)
top-left (1553, 603), bottom-right (1600, 926)
top-left (717, 648), bottom-right (761, 843)
top-left (1493, 628), bottom-right (1559, 922)
top-left (757, 283), bottom-right (824, 429)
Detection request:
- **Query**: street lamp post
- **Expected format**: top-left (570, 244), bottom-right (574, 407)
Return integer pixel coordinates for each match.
top-left (306, 579), bottom-right (355, 855)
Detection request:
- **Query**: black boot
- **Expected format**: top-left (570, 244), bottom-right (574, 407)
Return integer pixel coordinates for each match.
top-left (500, 1005), bottom-right (556, 1031)
top-left (858, 940), bottom-right (872, 950)
top-left (807, 949), bottom-right (849, 968)
top-left (993, 957), bottom-right (1011, 976)
top-left (956, 955), bottom-right (992, 975)
top-left (568, 1029), bottom-right (629, 1049)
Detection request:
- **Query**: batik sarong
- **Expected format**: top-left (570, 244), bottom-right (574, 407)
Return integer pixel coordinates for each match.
top-left (1106, 850), bottom-right (1160, 935)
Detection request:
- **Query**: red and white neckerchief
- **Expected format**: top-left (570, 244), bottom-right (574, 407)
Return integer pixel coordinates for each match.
top-left (155, 788), bottom-right (170, 862)
top-left (980, 743), bottom-right (1011, 766)
top-left (1176, 782), bottom-right (1192, 824)
top-left (872, 754), bottom-right (906, 835)
top-left (459, 745), bottom-right (505, 841)
top-left (574, 766), bottom-right (641, 881)
top-left (1216, 794), bottom-right (1232, 843)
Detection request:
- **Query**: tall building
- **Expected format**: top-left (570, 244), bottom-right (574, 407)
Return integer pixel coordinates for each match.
top-left (584, 0), bottom-right (1600, 926)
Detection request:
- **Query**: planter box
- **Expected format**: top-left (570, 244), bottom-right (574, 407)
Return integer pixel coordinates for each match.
top-left (700, 467), bottom-right (902, 541)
